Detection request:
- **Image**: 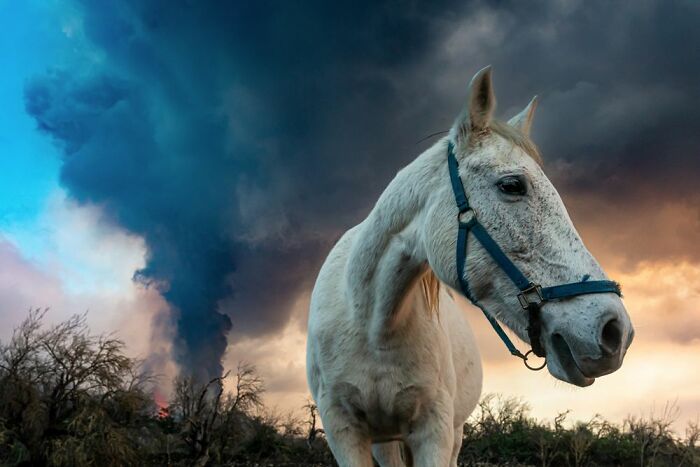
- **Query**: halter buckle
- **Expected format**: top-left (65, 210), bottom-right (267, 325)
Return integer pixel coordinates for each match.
top-left (517, 283), bottom-right (544, 309)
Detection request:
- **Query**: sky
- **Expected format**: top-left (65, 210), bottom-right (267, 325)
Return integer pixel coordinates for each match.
top-left (1, 0), bottom-right (699, 431)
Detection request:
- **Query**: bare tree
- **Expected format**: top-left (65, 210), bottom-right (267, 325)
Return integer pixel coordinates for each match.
top-left (171, 372), bottom-right (228, 467)
top-left (39, 313), bottom-right (132, 433)
top-left (302, 399), bottom-right (324, 448)
top-left (681, 420), bottom-right (700, 466)
top-left (170, 363), bottom-right (266, 465)
top-left (0, 309), bottom-right (153, 466)
top-left (216, 362), bottom-right (265, 459)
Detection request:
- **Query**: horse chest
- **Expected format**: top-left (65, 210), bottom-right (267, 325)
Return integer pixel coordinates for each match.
top-left (328, 332), bottom-right (448, 438)
top-left (330, 372), bottom-right (435, 439)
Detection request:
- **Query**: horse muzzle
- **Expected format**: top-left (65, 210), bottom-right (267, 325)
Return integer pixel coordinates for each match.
top-left (544, 303), bottom-right (634, 387)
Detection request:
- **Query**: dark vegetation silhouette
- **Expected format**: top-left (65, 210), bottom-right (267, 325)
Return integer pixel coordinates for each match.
top-left (0, 310), bottom-right (697, 466)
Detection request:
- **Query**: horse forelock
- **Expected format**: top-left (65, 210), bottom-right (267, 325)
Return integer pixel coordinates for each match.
top-left (489, 120), bottom-right (542, 165)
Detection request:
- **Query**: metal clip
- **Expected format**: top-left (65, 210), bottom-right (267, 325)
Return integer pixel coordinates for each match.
top-left (522, 349), bottom-right (547, 371)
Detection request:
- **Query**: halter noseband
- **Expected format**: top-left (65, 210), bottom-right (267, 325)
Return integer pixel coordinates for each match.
top-left (447, 141), bottom-right (621, 371)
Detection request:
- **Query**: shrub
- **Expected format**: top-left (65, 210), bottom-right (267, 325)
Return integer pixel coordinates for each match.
top-left (0, 310), bottom-right (697, 466)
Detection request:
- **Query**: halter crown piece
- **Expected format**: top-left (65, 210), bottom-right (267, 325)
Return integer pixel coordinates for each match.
top-left (447, 141), bottom-right (621, 371)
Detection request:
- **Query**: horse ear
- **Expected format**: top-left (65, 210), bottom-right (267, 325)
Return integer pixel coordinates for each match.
top-left (508, 95), bottom-right (538, 136)
top-left (451, 65), bottom-right (496, 142)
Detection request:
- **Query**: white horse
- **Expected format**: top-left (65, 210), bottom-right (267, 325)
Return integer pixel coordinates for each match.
top-left (306, 67), bottom-right (634, 466)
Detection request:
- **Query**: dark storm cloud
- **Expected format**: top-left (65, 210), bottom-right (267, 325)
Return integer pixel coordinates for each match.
top-left (403, 0), bottom-right (700, 266)
top-left (24, 0), bottom-right (459, 380)
top-left (24, 68), bottom-right (237, 380)
top-left (24, 0), bottom-right (700, 378)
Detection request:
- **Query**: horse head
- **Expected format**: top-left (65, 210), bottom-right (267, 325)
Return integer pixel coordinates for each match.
top-left (424, 67), bottom-right (634, 386)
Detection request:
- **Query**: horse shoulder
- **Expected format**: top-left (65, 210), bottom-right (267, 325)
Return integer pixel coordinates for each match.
top-left (309, 226), bottom-right (359, 327)
top-left (307, 226), bottom-right (362, 396)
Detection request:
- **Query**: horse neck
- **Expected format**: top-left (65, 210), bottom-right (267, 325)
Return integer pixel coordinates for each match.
top-left (346, 142), bottom-right (444, 348)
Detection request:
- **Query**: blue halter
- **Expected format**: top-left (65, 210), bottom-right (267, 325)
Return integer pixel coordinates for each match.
top-left (447, 141), bottom-right (621, 370)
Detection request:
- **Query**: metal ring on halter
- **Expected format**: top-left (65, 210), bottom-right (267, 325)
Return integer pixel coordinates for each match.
top-left (522, 349), bottom-right (547, 371)
top-left (457, 207), bottom-right (477, 224)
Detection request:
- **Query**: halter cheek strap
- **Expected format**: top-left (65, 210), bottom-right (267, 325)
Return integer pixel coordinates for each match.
top-left (447, 141), bottom-right (621, 370)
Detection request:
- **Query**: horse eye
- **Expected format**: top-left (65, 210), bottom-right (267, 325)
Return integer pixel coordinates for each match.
top-left (497, 176), bottom-right (527, 196)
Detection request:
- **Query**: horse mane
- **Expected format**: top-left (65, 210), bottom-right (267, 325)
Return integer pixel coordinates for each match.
top-left (420, 269), bottom-right (440, 315)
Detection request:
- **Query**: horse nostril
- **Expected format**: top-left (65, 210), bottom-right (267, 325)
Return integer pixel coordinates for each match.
top-left (600, 318), bottom-right (623, 356)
